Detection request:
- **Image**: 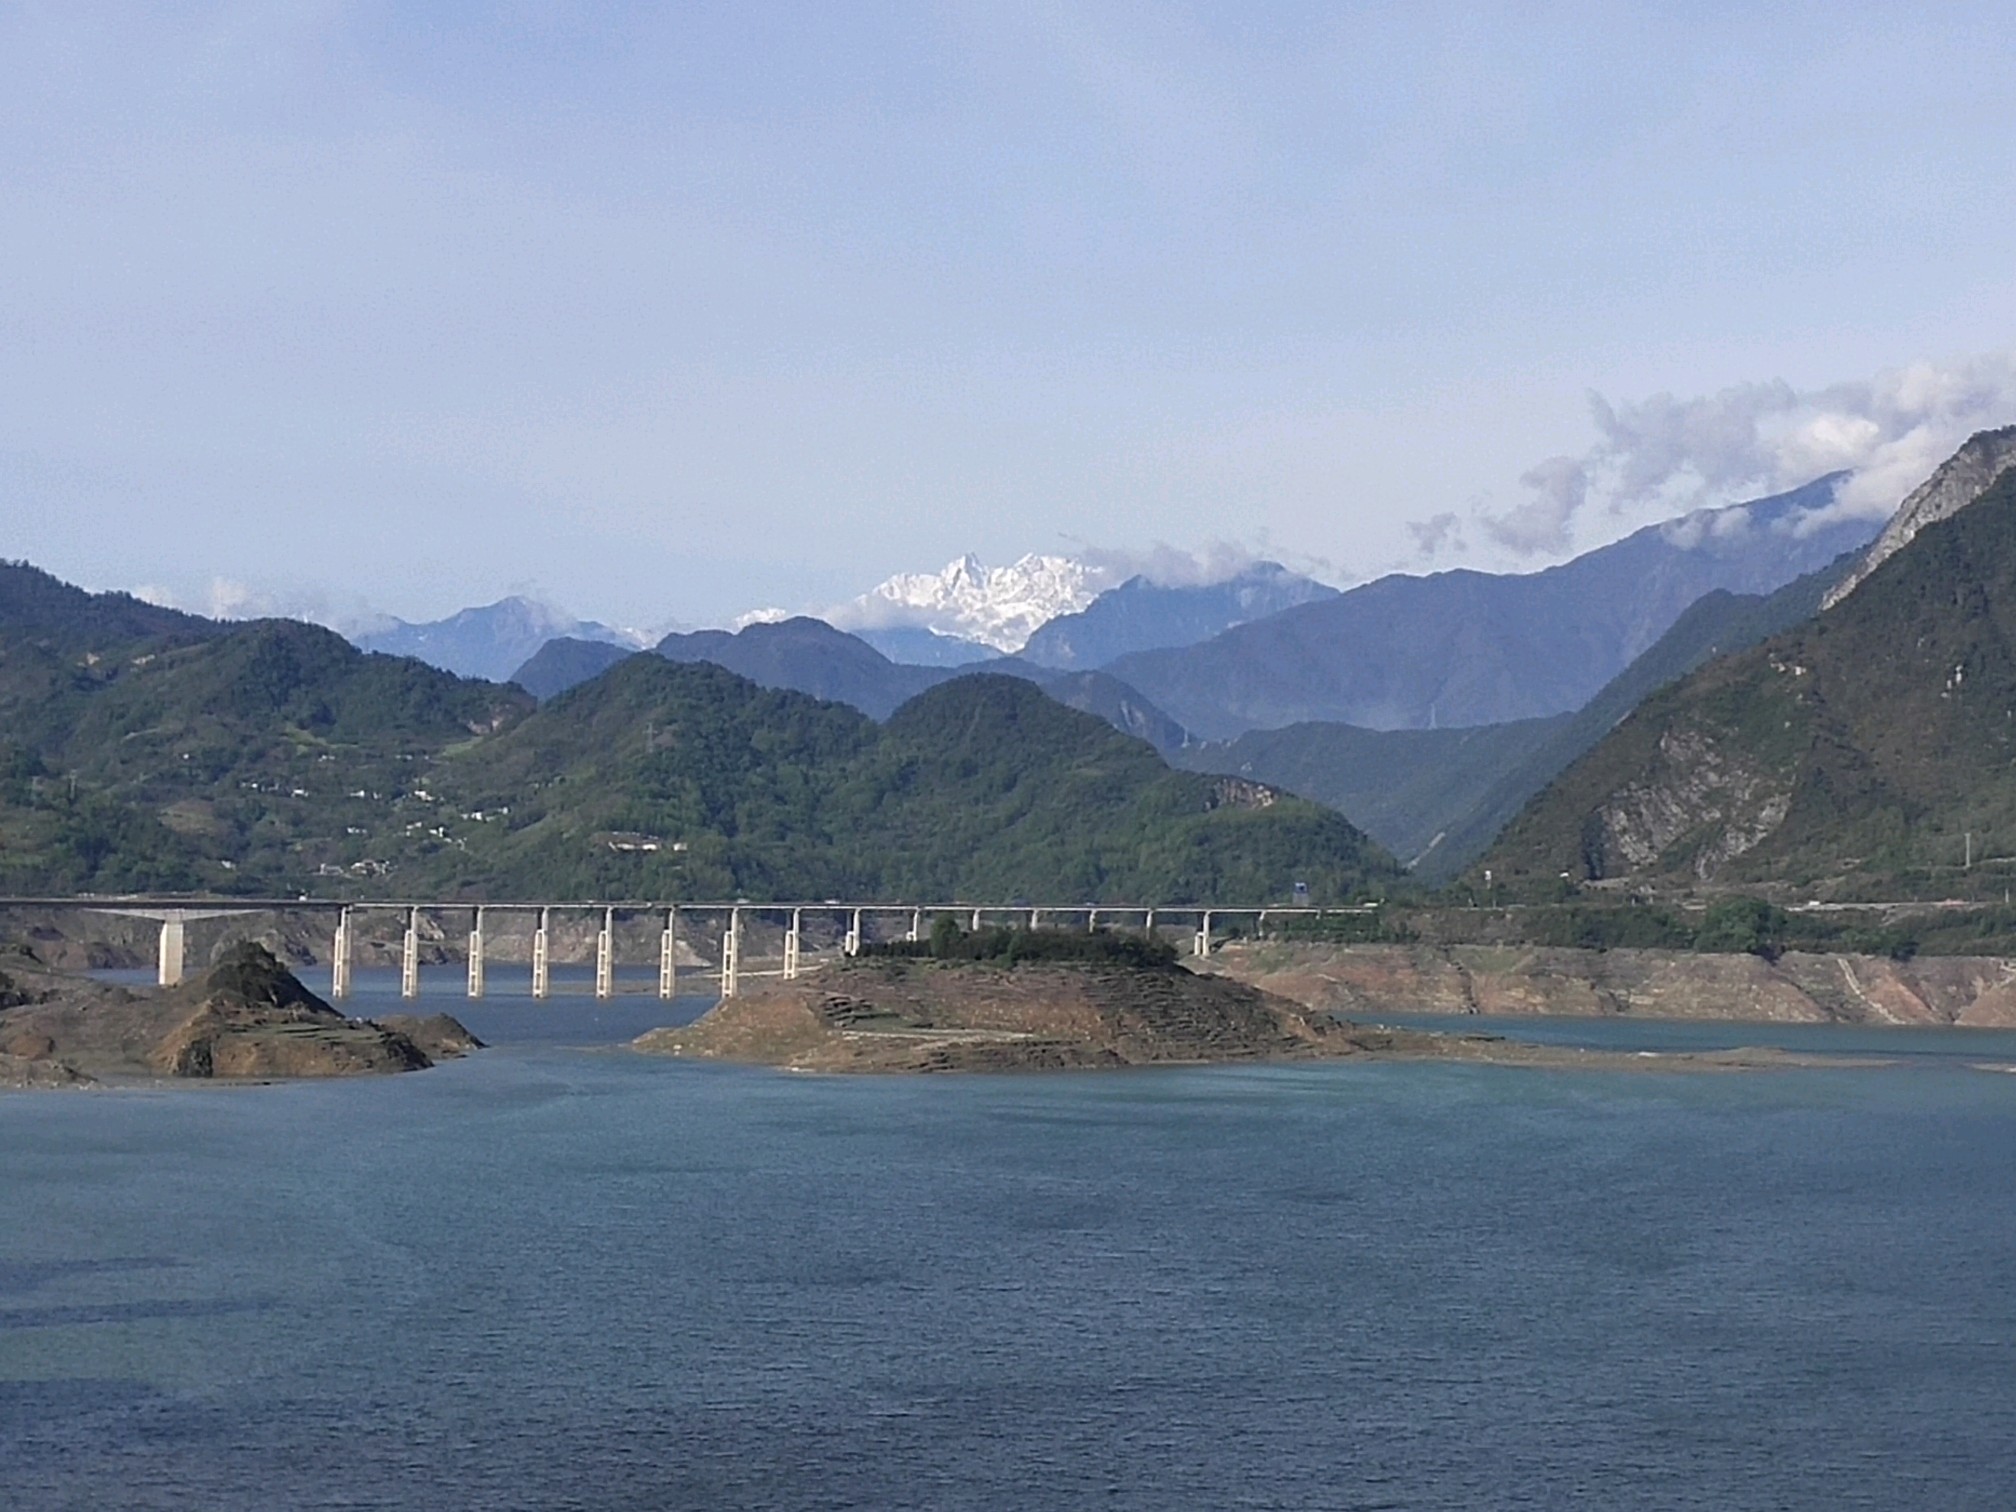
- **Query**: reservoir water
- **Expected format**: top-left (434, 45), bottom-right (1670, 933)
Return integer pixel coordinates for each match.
top-left (6, 971), bottom-right (2016, 1509)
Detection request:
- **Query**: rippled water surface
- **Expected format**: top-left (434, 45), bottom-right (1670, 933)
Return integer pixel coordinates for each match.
top-left (7, 973), bottom-right (2016, 1509)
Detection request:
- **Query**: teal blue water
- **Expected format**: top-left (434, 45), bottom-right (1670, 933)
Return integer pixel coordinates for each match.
top-left (6, 974), bottom-right (2016, 1509)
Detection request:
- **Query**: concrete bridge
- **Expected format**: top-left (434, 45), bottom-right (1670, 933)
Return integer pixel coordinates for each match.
top-left (0, 896), bottom-right (1377, 1002)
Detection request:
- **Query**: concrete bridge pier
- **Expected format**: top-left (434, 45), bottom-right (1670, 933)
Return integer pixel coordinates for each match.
top-left (970, 907), bottom-right (982, 932)
top-left (531, 907), bottom-right (551, 1000)
top-left (1087, 907), bottom-right (1099, 932)
top-left (400, 907), bottom-right (421, 1000)
top-left (1145, 908), bottom-right (1156, 935)
top-left (595, 907), bottom-right (615, 1000)
top-left (467, 908), bottom-right (486, 1000)
top-left (658, 908), bottom-right (680, 1000)
top-left (722, 907), bottom-right (742, 997)
top-left (784, 908), bottom-right (802, 980)
top-left (331, 909), bottom-right (353, 1000)
top-left (845, 908), bottom-right (862, 957)
top-left (908, 907), bottom-right (922, 943)
top-left (1194, 910), bottom-right (1214, 959)
top-left (157, 916), bottom-right (185, 987)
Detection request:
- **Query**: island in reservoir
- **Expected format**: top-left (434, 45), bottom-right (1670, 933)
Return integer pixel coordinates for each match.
top-left (0, 941), bottom-right (481, 1089)
top-left (633, 927), bottom-right (1864, 1075)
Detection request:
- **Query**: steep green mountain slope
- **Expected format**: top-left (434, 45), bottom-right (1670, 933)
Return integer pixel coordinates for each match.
top-left (1172, 552), bottom-right (1859, 882)
top-left (1414, 550), bottom-right (1860, 881)
top-left (1175, 715), bottom-right (1571, 870)
top-left (0, 561), bottom-right (218, 649)
top-left (1482, 458), bottom-right (2016, 899)
top-left (0, 611), bottom-right (533, 894)
top-left (426, 663), bottom-right (1398, 903)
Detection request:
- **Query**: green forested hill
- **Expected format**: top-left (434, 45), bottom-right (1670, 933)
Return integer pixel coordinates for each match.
top-left (0, 561), bottom-right (219, 649)
top-left (0, 578), bottom-right (1393, 902)
top-left (427, 664), bottom-right (1398, 903)
top-left (0, 615), bottom-right (533, 894)
top-left (1482, 465), bottom-right (2016, 899)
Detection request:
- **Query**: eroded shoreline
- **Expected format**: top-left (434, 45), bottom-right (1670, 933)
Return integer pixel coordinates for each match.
top-left (632, 955), bottom-right (1901, 1076)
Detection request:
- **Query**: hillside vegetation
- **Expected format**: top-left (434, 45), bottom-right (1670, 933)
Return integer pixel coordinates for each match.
top-left (1484, 461), bottom-right (2016, 900)
top-left (0, 569), bottom-right (1392, 903)
top-left (436, 664), bottom-right (1396, 902)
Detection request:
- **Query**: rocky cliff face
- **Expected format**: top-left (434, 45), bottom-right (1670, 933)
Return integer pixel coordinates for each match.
top-left (1822, 425), bottom-right (2016, 607)
top-left (1480, 450), bottom-right (2016, 893)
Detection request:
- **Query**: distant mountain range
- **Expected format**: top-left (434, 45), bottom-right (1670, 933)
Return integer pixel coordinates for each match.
top-left (351, 597), bottom-right (649, 683)
top-left (1104, 476), bottom-right (1878, 739)
top-left (11, 434), bottom-right (2009, 908)
top-left (1482, 427), bottom-right (2016, 899)
top-left (820, 552), bottom-right (1114, 654)
top-left (513, 618), bottom-right (1199, 754)
top-left (502, 474), bottom-right (1890, 879)
top-left (1018, 562), bottom-right (1338, 669)
top-left (848, 626), bottom-right (998, 666)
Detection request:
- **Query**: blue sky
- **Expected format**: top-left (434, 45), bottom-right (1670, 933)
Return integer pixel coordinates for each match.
top-left (4, 1), bottom-right (2014, 628)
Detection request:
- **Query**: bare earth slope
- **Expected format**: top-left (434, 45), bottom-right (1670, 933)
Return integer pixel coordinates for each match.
top-left (635, 957), bottom-right (1865, 1074)
top-left (1206, 942), bottom-right (2016, 1027)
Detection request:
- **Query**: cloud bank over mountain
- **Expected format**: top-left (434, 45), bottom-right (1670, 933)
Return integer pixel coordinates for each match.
top-left (1433, 353), bottom-right (2016, 558)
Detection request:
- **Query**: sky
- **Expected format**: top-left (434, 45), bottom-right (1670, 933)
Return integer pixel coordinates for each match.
top-left (4, 1), bottom-right (2015, 632)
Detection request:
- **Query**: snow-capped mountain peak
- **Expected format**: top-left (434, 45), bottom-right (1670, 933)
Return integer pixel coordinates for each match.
top-left (825, 553), bottom-right (1117, 653)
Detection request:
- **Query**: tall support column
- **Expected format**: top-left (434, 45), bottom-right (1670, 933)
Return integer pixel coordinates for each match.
top-left (1145, 907), bottom-right (1156, 936)
top-left (659, 908), bottom-right (680, 1000)
top-left (845, 908), bottom-right (862, 956)
top-left (784, 908), bottom-right (802, 980)
top-left (400, 906), bottom-right (421, 1000)
top-left (970, 907), bottom-right (982, 932)
top-left (157, 916), bottom-right (186, 988)
top-left (1087, 907), bottom-right (1099, 932)
top-left (595, 906), bottom-right (615, 1000)
top-left (331, 908), bottom-right (352, 1001)
top-left (1030, 907), bottom-right (1042, 932)
top-left (908, 907), bottom-right (922, 943)
top-left (722, 907), bottom-right (742, 998)
top-left (467, 907), bottom-right (486, 1000)
top-left (531, 907), bottom-right (551, 1000)
top-left (1194, 909), bottom-right (1214, 959)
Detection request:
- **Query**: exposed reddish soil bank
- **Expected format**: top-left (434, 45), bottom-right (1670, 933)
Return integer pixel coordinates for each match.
top-left (1199, 942), bottom-right (2016, 1027)
top-left (633, 957), bottom-right (1865, 1074)
top-left (0, 943), bottom-right (481, 1089)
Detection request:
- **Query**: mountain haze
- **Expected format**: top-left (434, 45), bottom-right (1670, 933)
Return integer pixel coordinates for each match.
top-left (1019, 562), bottom-right (1338, 669)
top-left (1105, 477), bottom-right (1876, 739)
top-left (510, 616), bottom-right (1200, 753)
top-left (353, 596), bottom-right (646, 683)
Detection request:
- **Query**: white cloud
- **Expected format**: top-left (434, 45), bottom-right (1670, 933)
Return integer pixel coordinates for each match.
top-left (1442, 353), bottom-right (2016, 558)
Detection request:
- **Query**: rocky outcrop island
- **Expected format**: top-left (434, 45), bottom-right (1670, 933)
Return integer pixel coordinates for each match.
top-left (0, 942), bottom-right (481, 1089)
